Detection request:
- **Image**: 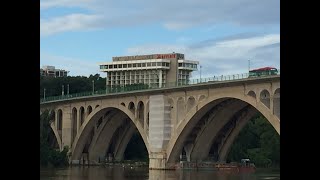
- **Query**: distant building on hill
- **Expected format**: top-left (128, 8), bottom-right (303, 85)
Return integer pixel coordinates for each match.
top-left (40, 65), bottom-right (69, 77)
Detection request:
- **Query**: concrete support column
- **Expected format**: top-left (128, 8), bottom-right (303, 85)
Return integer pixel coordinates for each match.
top-left (144, 101), bottom-right (148, 133)
top-left (184, 144), bottom-right (193, 162)
top-left (270, 94), bottom-right (274, 113)
top-left (77, 109), bottom-right (80, 133)
top-left (55, 110), bottom-right (58, 128)
top-left (62, 105), bottom-right (72, 149)
top-left (149, 95), bottom-right (171, 169)
top-left (159, 70), bottom-right (162, 88)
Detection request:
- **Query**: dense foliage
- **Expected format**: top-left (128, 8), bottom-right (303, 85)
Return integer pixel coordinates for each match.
top-left (40, 74), bottom-right (106, 98)
top-left (40, 110), bottom-right (69, 167)
top-left (227, 115), bottom-right (280, 168)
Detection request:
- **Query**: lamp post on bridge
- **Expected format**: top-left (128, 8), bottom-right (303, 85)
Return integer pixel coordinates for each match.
top-left (44, 88), bottom-right (46, 100)
top-left (200, 65), bottom-right (202, 83)
top-left (67, 84), bottom-right (69, 96)
top-left (92, 80), bottom-right (95, 95)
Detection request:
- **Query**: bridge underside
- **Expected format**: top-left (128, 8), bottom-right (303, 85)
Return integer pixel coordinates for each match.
top-left (70, 108), bottom-right (148, 165)
top-left (165, 96), bottom-right (279, 168)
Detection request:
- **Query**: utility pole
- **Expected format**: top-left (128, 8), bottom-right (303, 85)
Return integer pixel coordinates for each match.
top-left (92, 80), bottom-right (95, 95)
top-left (44, 88), bottom-right (46, 100)
top-left (200, 65), bottom-right (202, 82)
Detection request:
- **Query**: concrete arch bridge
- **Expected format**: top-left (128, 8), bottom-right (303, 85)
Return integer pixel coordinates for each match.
top-left (40, 76), bottom-right (280, 169)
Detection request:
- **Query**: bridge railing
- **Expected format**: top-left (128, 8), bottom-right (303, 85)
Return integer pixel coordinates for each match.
top-left (40, 70), bottom-right (279, 103)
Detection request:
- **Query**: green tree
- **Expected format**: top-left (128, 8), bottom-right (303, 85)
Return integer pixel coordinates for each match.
top-left (40, 109), bottom-right (69, 167)
top-left (227, 114), bottom-right (280, 168)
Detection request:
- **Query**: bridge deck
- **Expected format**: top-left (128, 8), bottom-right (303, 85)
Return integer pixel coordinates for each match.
top-left (40, 75), bottom-right (280, 105)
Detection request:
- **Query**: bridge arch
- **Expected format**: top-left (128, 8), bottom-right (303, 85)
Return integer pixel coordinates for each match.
top-left (187, 96), bottom-right (196, 112)
top-left (260, 89), bottom-right (271, 108)
top-left (79, 107), bottom-right (85, 125)
top-left (137, 101), bottom-right (144, 126)
top-left (71, 104), bottom-right (149, 162)
top-left (198, 95), bottom-right (206, 102)
top-left (128, 102), bottom-right (135, 114)
top-left (87, 106), bottom-right (93, 117)
top-left (166, 92), bottom-right (279, 164)
top-left (71, 107), bottom-right (77, 143)
top-left (45, 109), bottom-right (63, 151)
top-left (57, 109), bottom-right (62, 131)
top-left (247, 90), bottom-right (256, 98)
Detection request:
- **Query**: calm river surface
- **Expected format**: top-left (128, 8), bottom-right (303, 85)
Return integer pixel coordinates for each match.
top-left (40, 166), bottom-right (280, 180)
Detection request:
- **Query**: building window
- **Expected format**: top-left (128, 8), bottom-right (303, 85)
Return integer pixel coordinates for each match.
top-left (157, 62), bottom-right (162, 66)
top-left (142, 63), bottom-right (146, 67)
top-left (128, 64), bottom-right (132, 68)
top-left (178, 63), bottom-right (182, 67)
top-left (152, 62), bottom-right (156, 66)
top-left (133, 64), bottom-right (136, 67)
top-left (114, 65), bottom-right (118, 68)
top-left (109, 65), bottom-right (113, 69)
top-left (119, 64), bottom-right (122, 68)
top-left (166, 63), bottom-right (170, 67)
top-left (147, 62), bottom-right (151, 67)
top-left (137, 63), bottom-right (141, 67)
top-left (162, 62), bottom-right (166, 66)
top-left (123, 64), bottom-right (127, 68)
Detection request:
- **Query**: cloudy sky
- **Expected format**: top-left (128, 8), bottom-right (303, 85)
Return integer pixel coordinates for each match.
top-left (40, 0), bottom-right (279, 78)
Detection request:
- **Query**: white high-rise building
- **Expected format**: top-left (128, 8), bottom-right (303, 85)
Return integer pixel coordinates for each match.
top-left (99, 53), bottom-right (199, 88)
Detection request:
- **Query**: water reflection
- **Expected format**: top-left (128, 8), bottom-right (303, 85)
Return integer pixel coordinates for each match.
top-left (40, 166), bottom-right (280, 180)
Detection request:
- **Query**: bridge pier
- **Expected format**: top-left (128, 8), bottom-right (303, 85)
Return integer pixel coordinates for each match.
top-left (148, 95), bottom-right (172, 169)
top-left (62, 105), bottom-right (72, 149)
top-left (149, 152), bottom-right (169, 169)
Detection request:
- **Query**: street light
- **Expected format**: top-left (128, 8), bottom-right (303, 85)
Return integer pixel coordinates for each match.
top-left (44, 88), bottom-right (46, 100)
top-left (92, 80), bottom-right (95, 95)
top-left (200, 65), bottom-right (202, 83)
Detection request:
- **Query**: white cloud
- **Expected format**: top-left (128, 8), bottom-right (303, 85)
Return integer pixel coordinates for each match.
top-left (40, 0), bottom-right (279, 36)
top-left (40, 33), bottom-right (279, 78)
top-left (40, 13), bottom-right (103, 36)
top-left (40, 52), bottom-right (102, 77)
top-left (163, 22), bottom-right (194, 30)
top-left (126, 34), bottom-right (280, 78)
top-left (40, 0), bottom-right (95, 10)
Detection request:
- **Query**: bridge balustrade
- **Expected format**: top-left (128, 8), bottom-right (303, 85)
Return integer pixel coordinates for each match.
top-left (40, 71), bottom-right (280, 103)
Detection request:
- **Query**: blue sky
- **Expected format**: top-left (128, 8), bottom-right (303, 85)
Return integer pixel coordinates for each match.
top-left (40, 0), bottom-right (280, 78)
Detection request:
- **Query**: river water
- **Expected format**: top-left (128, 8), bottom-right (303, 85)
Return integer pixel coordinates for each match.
top-left (40, 166), bottom-right (280, 180)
